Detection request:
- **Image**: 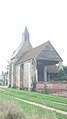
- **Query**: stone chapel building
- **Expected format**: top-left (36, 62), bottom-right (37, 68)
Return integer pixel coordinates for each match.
top-left (8, 27), bottom-right (63, 91)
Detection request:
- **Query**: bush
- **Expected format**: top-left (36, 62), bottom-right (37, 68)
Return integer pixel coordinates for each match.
top-left (63, 66), bottom-right (67, 74)
top-left (31, 81), bottom-right (37, 92)
top-left (50, 69), bottom-right (67, 81)
top-left (54, 75), bottom-right (67, 81)
top-left (56, 70), bottom-right (65, 77)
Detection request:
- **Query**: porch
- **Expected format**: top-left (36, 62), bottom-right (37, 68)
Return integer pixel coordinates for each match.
top-left (36, 59), bottom-right (59, 82)
top-left (35, 59), bottom-right (59, 92)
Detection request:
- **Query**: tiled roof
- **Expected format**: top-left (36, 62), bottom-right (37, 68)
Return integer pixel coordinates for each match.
top-left (11, 40), bottom-right (33, 62)
top-left (17, 41), bottom-right (63, 64)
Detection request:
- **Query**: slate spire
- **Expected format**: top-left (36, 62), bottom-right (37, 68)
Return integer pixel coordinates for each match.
top-left (22, 26), bottom-right (30, 43)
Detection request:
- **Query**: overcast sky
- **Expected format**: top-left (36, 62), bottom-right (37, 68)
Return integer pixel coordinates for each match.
top-left (0, 0), bottom-right (67, 74)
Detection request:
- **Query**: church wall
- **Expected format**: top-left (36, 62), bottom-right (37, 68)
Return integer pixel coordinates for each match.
top-left (23, 60), bottom-right (32, 90)
top-left (15, 59), bottom-right (36, 90)
top-left (8, 62), bottom-right (12, 87)
top-left (16, 65), bottom-right (20, 88)
top-left (20, 64), bottom-right (24, 89)
top-left (11, 60), bottom-right (16, 88)
top-left (31, 59), bottom-right (36, 82)
top-left (11, 63), bottom-right (14, 87)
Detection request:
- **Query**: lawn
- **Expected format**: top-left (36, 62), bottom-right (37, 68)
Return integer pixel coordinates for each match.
top-left (0, 88), bottom-right (67, 112)
top-left (4, 88), bottom-right (67, 104)
top-left (0, 91), bottom-right (67, 119)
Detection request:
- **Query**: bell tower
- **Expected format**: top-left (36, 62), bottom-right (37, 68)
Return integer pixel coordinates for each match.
top-left (22, 27), bottom-right (30, 43)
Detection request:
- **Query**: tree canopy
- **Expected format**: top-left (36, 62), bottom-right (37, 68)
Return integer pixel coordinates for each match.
top-left (50, 66), bottom-right (67, 81)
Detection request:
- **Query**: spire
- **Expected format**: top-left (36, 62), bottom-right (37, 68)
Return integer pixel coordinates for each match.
top-left (22, 27), bottom-right (30, 43)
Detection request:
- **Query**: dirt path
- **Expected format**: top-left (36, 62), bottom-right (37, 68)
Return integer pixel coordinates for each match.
top-left (52, 91), bottom-right (67, 98)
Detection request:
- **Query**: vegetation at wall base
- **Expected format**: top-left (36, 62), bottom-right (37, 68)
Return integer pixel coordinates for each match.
top-left (31, 80), bottom-right (37, 92)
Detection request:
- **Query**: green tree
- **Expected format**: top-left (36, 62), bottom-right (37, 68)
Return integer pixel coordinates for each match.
top-left (63, 66), bottom-right (67, 74)
top-left (50, 66), bottom-right (67, 81)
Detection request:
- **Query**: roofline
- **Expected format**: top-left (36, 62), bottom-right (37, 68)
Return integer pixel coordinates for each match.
top-left (34, 40), bottom-right (63, 62)
top-left (48, 41), bottom-right (63, 62)
top-left (16, 40), bottom-right (63, 64)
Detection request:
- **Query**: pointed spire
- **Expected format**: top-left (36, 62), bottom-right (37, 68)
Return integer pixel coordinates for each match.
top-left (22, 26), bottom-right (30, 43)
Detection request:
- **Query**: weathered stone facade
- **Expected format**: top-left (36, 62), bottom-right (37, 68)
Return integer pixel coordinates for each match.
top-left (8, 27), bottom-right (63, 91)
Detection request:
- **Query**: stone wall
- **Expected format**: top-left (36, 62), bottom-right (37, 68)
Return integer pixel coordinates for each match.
top-left (46, 81), bottom-right (67, 93)
top-left (23, 60), bottom-right (32, 90)
top-left (36, 82), bottom-right (45, 92)
top-left (16, 65), bottom-right (20, 88)
top-left (36, 81), bottom-right (67, 93)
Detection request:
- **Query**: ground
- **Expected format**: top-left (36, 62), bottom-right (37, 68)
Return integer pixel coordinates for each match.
top-left (52, 91), bottom-right (67, 98)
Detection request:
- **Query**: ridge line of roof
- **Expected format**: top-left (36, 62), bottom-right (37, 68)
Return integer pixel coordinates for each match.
top-left (48, 41), bottom-right (63, 62)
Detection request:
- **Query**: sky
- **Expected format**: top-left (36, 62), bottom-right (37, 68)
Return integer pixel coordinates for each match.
top-left (0, 0), bottom-right (67, 74)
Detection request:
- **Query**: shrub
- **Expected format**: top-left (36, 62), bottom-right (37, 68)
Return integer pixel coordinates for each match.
top-left (50, 69), bottom-right (67, 81)
top-left (63, 66), bottom-right (67, 74)
top-left (54, 75), bottom-right (67, 81)
top-left (31, 81), bottom-right (37, 92)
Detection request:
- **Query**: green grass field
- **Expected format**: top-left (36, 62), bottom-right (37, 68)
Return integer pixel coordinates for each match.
top-left (0, 88), bottom-right (67, 112)
top-left (0, 88), bottom-right (67, 119)
top-left (4, 88), bottom-right (67, 104)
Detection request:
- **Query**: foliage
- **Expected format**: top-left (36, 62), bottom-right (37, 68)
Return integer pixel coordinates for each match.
top-left (50, 66), bottom-right (67, 80)
top-left (31, 80), bottom-right (37, 92)
top-left (56, 70), bottom-right (65, 77)
top-left (63, 66), bottom-right (67, 74)
top-left (53, 75), bottom-right (67, 81)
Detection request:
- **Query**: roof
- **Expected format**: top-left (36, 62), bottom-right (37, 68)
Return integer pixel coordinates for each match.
top-left (17, 41), bottom-right (63, 64)
top-left (11, 42), bottom-right (23, 59)
top-left (11, 40), bottom-right (33, 61)
top-left (11, 27), bottom-right (32, 61)
top-left (22, 26), bottom-right (29, 41)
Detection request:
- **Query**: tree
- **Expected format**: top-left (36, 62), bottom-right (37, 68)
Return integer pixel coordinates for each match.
top-left (50, 66), bottom-right (67, 81)
top-left (63, 66), bottom-right (67, 74)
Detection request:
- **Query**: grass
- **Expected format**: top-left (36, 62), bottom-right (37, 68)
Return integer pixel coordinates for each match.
top-left (4, 88), bottom-right (67, 104)
top-left (0, 100), bottom-right (26, 119)
top-left (0, 88), bottom-right (67, 112)
top-left (0, 92), bottom-right (67, 119)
